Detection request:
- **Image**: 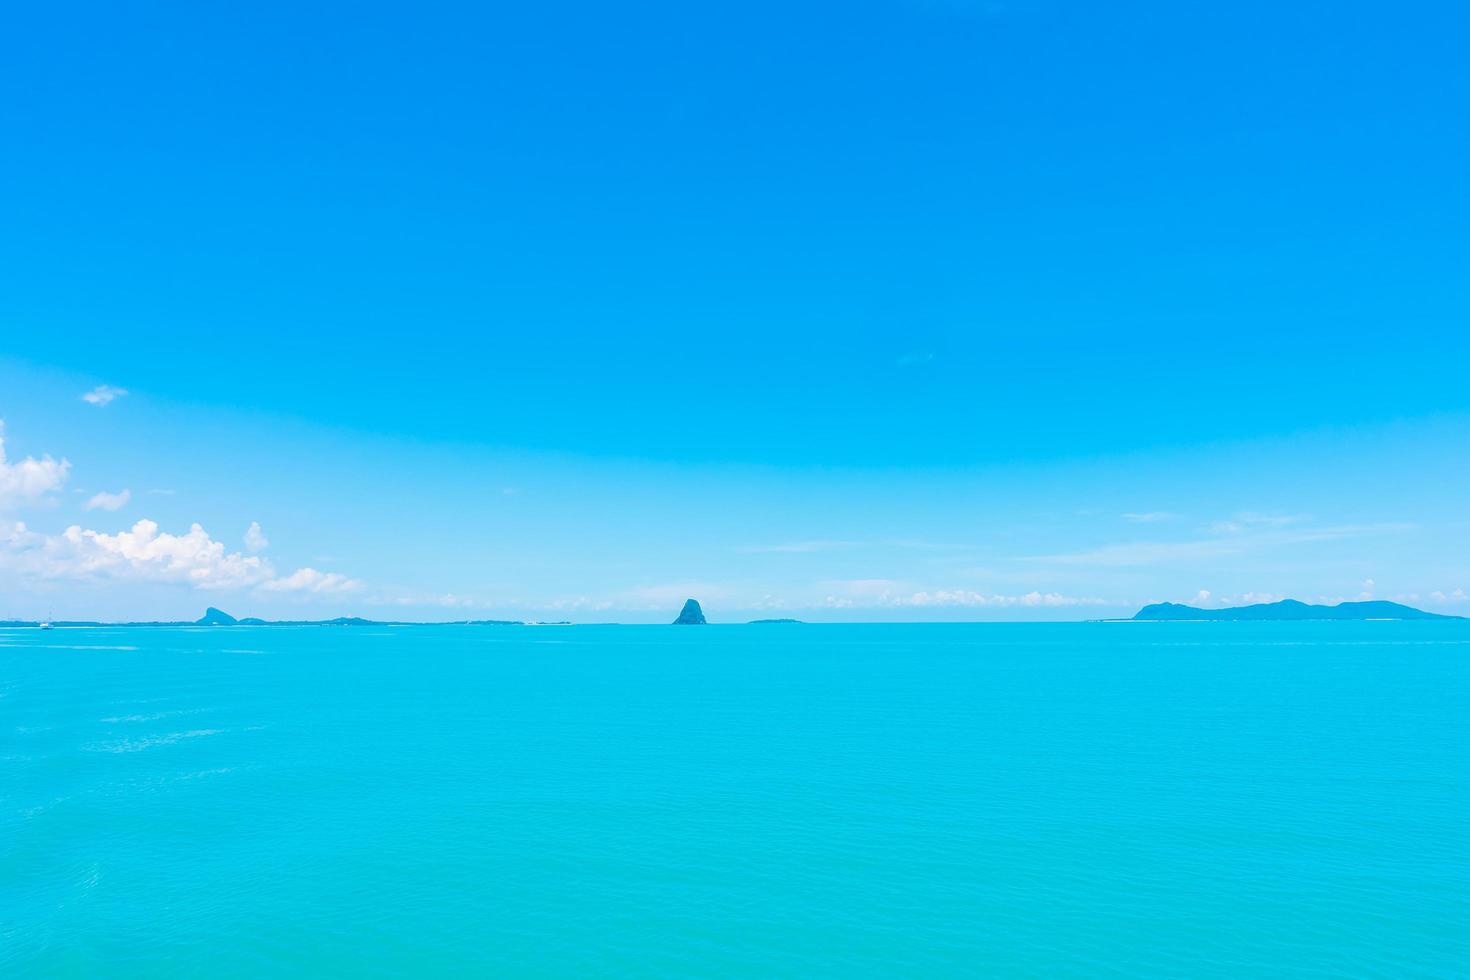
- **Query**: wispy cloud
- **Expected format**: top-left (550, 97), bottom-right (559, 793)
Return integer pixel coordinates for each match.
top-left (739, 539), bottom-right (978, 554)
top-left (881, 539), bottom-right (978, 552)
top-left (888, 590), bottom-right (1109, 608)
top-left (1122, 511), bottom-right (1179, 523)
top-left (1169, 589), bottom-right (1286, 609)
top-left (1276, 523), bottom-right (1415, 542)
top-left (258, 567), bottom-right (361, 595)
top-left (84, 489), bottom-right (131, 512)
top-left (1025, 538), bottom-right (1249, 567)
top-left (540, 595), bottom-right (617, 612)
top-left (1208, 512), bottom-right (1307, 534)
top-left (738, 540), bottom-right (857, 554)
top-left (817, 578), bottom-right (1114, 609)
top-left (1025, 522), bottom-right (1414, 567)
top-left (81, 385), bottom-right (128, 407)
top-left (819, 578), bottom-right (908, 597)
top-left (624, 582), bottom-right (734, 607)
top-left (369, 592), bottom-right (529, 612)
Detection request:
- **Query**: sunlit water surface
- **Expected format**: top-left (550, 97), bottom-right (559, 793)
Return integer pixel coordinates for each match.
top-left (4, 622), bottom-right (1468, 976)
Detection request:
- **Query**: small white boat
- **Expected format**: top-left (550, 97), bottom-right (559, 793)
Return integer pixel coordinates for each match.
top-left (39, 621), bottom-right (54, 630)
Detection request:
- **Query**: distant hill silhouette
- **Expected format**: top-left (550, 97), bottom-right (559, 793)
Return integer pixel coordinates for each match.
top-left (197, 607), bottom-right (238, 626)
top-left (1132, 599), bottom-right (1462, 621)
top-left (2, 609), bottom-right (527, 628)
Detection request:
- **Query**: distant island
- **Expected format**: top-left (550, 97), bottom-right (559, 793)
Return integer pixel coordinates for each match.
top-left (673, 599), bottom-right (707, 625)
top-left (1131, 599), bottom-right (1463, 622)
top-left (8, 599), bottom-right (1460, 629)
top-left (0, 607), bottom-right (554, 628)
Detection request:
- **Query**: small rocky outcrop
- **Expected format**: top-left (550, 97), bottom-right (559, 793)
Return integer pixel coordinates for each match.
top-left (673, 599), bottom-right (707, 625)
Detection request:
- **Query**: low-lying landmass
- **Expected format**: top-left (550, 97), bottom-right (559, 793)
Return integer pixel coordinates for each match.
top-left (0, 607), bottom-right (550, 628)
top-left (1130, 599), bottom-right (1463, 622)
top-left (8, 599), bottom-right (1460, 628)
top-left (3, 599), bottom-right (716, 627)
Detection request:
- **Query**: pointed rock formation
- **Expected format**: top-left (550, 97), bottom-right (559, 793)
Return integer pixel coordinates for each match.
top-left (673, 599), bottom-right (707, 625)
top-left (196, 607), bottom-right (238, 626)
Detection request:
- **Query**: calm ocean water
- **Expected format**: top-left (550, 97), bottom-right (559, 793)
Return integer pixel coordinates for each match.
top-left (3, 622), bottom-right (1468, 977)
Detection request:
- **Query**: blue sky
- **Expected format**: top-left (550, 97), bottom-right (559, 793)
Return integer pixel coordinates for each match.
top-left (2, 0), bottom-right (1466, 621)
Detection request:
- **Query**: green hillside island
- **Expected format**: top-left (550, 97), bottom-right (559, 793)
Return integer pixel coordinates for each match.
top-left (1131, 599), bottom-right (1463, 622)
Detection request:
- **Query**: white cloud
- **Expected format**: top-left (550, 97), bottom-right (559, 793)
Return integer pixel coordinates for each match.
top-left (0, 426), bottom-right (356, 600)
top-left (259, 567), bottom-right (361, 594)
top-left (81, 385), bottom-right (128, 407)
top-left (49, 520), bottom-right (274, 589)
top-left (0, 516), bottom-right (360, 597)
top-left (84, 489), bottom-right (131, 512)
top-left (0, 422), bottom-right (70, 510)
top-left (1209, 513), bottom-right (1306, 534)
top-left (1428, 588), bottom-right (1467, 604)
top-left (1122, 511), bottom-right (1179, 523)
top-left (244, 521), bottom-right (269, 552)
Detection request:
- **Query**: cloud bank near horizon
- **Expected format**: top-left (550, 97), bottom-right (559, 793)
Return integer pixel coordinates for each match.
top-left (3, 518), bottom-right (362, 596)
top-left (1, 420), bottom-right (361, 602)
top-left (0, 416), bottom-right (1466, 621)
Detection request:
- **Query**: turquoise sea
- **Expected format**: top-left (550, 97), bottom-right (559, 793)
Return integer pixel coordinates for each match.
top-left (4, 622), bottom-right (1468, 977)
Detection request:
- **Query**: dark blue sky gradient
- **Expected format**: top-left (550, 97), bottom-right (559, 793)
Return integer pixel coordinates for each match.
top-left (5, 1), bottom-right (1466, 463)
